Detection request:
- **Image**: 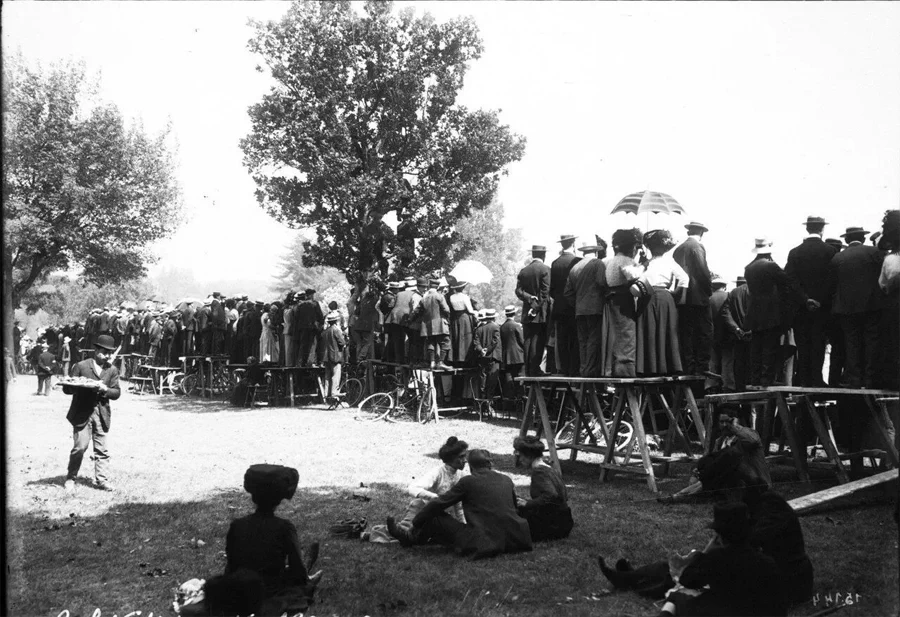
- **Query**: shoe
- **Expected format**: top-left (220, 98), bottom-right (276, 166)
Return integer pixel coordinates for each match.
top-left (598, 556), bottom-right (629, 589)
top-left (64, 479), bottom-right (75, 492)
top-left (305, 541), bottom-right (320, 572)
top-left (386, 516), bottom-right (416, 547)
top-left (656, 495), bottom-right (675, 505)
top-left (433, 362), bottom-right (453, 372)
top-left (615, 558), bottom-right (633, 572)
top-left (94, 481), bottom-right (115, 492)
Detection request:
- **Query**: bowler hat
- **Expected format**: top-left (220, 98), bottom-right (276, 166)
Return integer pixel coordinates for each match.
top-left (803, 216), bottom-right (827, 226)
top-left (735, 275), bottom-right (747, 285)
top-left (305, 288), bottom-right (316, 295)
top-left (707, 502), bottom-right (751, 542)
top-left (557, 234), bottom-right (577, 243)
top-left (94, 334), bottom-right (116, 351)
top-left (531, 245), bottom-right (547, 253)
top-left (243, 464), bottom-right (299, 501)
top-left (752, 237), bottom-right (773, 254)
top-left (840, 226), bottom-right (870, 238)
top-left (684, 221), bottom-right (709, 233)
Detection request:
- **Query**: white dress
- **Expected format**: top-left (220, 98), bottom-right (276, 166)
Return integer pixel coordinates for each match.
top-left (259, 312), bottom-right (279, 363)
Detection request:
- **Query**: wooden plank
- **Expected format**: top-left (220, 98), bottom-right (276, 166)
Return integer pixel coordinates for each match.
top-left (534, 384), bottom-right (562, 475)
top-left (705, 391), bottom-right (778, 403)
top-left (596, 463), bottom-right (649, 475)
top-left (801, 396), bottom-right (850, 484)
top-left (599, 392), bottom-right (627, 483)
top-left (626, 386), bottom-right (658, 492)
top-left (769, 386), bottom-right (900, 396)
top-left (788, 469), bottom-right (898, 514)
top-left (518, 386), bottom-right (537, 439)
top-left (516, 376), bottom-right (671, 385)
top-left (864, 395), bottom-right (900, 467)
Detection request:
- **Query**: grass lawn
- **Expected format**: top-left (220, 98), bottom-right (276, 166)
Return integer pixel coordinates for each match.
top-left (4, 377), bottom-right (898, 617)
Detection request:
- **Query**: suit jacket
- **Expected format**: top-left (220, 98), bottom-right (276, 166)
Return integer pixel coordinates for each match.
top-left (744, 257), bottom-right (807, 332)
top-left (321, 324), bottom-right (345, 364)
top-left (550, 252), bottom-right (581, 317)
top-left (293, 300), bottom-right (324, 330)
top-left (474, 321), bottom-right (501, 362)
top-left (182, 306), bottom-right (196, 331)
top-left (353, 292), bottom-right (382, 332)
top-left (210, 298), bottom-right (227, 330)
top-left (413, 468), bottom-right (533, 559)
top-left (563, 256), bottom-right (605, 316)
top-left (710, 289), bottom-right (729, 344)
top-left (378, 291), bottom-right (396, 317)
top-left (148, 320), bottom-right (163, 345)
top-left (63, 359), bottom-right (121, 431)
top-left (721, 284), bottom-right (751, 343)
top-left (500, 318), bottom-right (525, 367)
top-left (785, 236), bottom-right (838, 306)
top-left (829, 242), bottom-right (886, 314)
top-left (415, 289), bottom-right (450, 336)
top-left (515, 259), bottom-right (551, 325)
top-left (98, 311), bottom-right (110, 332)
top-left (196, 306), bottom-right (211, 332)
top-left (406, 290), bottom-right (424, 332)
top-left (672, 236), bottom-right (712, 306)
top-left (389, 289), bottom-right (415, 326)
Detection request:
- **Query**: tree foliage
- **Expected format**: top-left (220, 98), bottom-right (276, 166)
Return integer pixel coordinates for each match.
top-left (2, 53), bottom-right (182, 352)
top-left (270, 233), bottom-right (348, 298)
top-left (241, 0), bottom-right (526, 285)
top-left (19, 275), bottom-right (159, 326)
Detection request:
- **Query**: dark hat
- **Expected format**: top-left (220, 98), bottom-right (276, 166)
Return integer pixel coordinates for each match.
top-left (531, 244), bottom-right (547, 253)
top-left (707, 502), bottom-right (751, 542)
top-left (557, 234), bottom-right (578, 243)
top-left (241, 294), bottom-right (249, 300)
top-left (212, 291), bottom-right (222, 298)
top-left (305, 288), bottom-right (316, 295)
top-left (243, 464), bottom-right (299, 501)
top-left (416, 276), bottom-right (429, 287)
top-left (684, 221), bottom-right (709, 233)
top-left (513, 435), bottom-right (546, 459)
top-left (504, 305), bottom-right (517, 316)
top-left (450, 280), bottom-right (468, 289)
top-left (94, 334), bottom-right (116, 351)
top-left (428, 278), bottom-right (440, 288)
top-left (467, 449), bottom-right (493, 469)
top-left (803, 215), bottom-right (827, 226)
top-left (735, 275), bottom-right (747, 285)
top-left (840, 226), bottom-right (869, 238)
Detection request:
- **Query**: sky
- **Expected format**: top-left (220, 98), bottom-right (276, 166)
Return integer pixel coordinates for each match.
top-left (4, 1), bottom-right (900, 289)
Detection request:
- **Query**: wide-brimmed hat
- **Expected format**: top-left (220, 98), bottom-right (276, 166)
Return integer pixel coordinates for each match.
top-left (840, 226), bottom-right (870, 238)
top-left (577, 243), bottom-right (599, 253)
top-left (504, 305), bottom-right (517, 316)
top-left (482, 308), bottom-right (497, 320)
top-left (557, 234), bottom-right (577, 243)
top-left (243, 464), bottom-right (299, 501)
top-left (94, 334), bottom-right (116, 351)
top-left (684, 221), bottom-right (709, 233)
top-left (803, 215), bottom-right (827, 226)
top-left (707, 502), bottom-right (751, 542)
top-left (530, 244), bottom-right (547, 253)
top-left (752, 237), bottom-right (773, 254)
top-left (711, 275), bottom-right (727, 287)
top-left (735, 275), bottom-right (747, 285)
top-left (388, 281), bottom-right (403, 290)
top-left (450, 280), bottom-right (468, 289)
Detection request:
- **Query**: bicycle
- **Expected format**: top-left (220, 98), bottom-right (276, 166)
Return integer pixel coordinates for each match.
top-left (555, 410), bottom-right (635, 454)
top-left (355, 371), bottom-right (435, 423)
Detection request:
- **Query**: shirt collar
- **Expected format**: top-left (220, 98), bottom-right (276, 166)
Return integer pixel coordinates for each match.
top-left (848, 240), bottom-right (862, 246)
top-left (806, 233), bottom-right (822, 240)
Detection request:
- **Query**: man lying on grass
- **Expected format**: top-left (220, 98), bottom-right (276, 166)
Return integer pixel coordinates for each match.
top-left (388, 449), bottom-right (533, 560)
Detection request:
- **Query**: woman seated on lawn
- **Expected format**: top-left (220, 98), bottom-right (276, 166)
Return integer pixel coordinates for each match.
top-left (513, 436), bottom-right (574, 541)
top-left (178, 464), bottom-right (321, 617)
top-left (379, 436), bottom-right (469, 542)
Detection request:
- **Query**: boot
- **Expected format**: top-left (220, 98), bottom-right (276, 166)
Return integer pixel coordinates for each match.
top-left (386, 516), bottom-right (418, 547)
top-left (427, 349), bottom-right (437, 371)
top-left (433, 349), bottom-right (453, 372)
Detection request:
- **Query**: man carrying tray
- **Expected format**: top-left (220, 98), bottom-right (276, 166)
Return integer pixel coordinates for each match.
top-left (61, 334), bottom-right (121, 492)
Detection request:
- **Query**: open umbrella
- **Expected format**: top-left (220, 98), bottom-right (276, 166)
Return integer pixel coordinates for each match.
top-left (449, 260), bottom-right (493, 285)
top-left (175, 298), bottom-right (204, 311)
top-left (610, 191), bottom-right (685, 216)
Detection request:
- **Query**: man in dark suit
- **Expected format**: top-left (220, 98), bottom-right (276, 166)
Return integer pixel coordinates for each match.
top-left (412, 278), bottom-right (452, 371)
top-left (744, 239), bottom-right (817, 387)
top-left (828, 226), bottom-right (885, 388)
top-left (720, 276), bottom-right (751, 392)
top-left (405, 278), bottom-right (427, 366)
top-left (500, 306), bottom-right (525, 405)
top-left (210, 292), bottom-right (228, 356)
top-left (550, 234), bottom-right (581, 376)
top-left (195, 301), bottom-right (212, 356)
top-left (673, 222), bottom-right (713, 377)
top-left (389, 279), bottom-right (416, 365)
top-left (98, 307), bottom-right (111, 337)
top-left (564, 242), bottom-right (605, 377)
top-left (62, 334), bottom-right (121, 492)
top-left (391, 449), bottom-right (533, 560)
top-left (379, 281), bottom-right (401, 363)
top-left (785, 216), bottom-right (839, 387)
top-left (473, 309), bottom-right (502, 404)
top-left (293, 291), bottom-right (324, 367)
top-left (516, 245), bottom-right (552, 376)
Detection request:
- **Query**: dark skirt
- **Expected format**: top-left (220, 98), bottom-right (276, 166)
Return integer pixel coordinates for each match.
top-left (635, 287), bottom-right (682, 375)
top-left (449, 309), bottom-right (475, 364)
top-left (519, 503), bottom-right (574, 542)
top-left (601, 287), bottom-right (637, 377)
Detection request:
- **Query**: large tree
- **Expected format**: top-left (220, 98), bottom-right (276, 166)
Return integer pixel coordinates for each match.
top-left (270, 232), bottom-right (348, 298)
top-left (241, 0), bottom-right (526, 287)
top-left (2, 54), bottom-right (183, 355)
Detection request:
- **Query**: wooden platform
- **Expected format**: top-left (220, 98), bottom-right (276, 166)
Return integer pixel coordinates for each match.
top-left (788, 469), bottom-right (898, 515)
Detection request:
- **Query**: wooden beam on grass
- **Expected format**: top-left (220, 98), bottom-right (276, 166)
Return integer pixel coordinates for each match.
top-left (788, 469), bottom-right (898, 515)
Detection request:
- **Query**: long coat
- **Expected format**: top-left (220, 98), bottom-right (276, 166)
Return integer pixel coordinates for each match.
top-left (672, 236), bottom-right (712, 307)
top-left (413, 469), bottom-right (533, 559)
top-left (785, 236), bottom-right (838, 306)
top-left (320, 324), bottom-right (345, 364)
top-left (515, 259), bottom-right (551, 325)
top-left (63, 359), bottom-right (121, 432)
top-left (564, 256), bottom-right (605, 316)
top-left (500, 318), bottom-right (525, 367)
top-left (829, 242), bottom-right (885, 315)
top-left (474, 320), bottom-right (501, 362)
top-left (550, 252), bottom-right (581, 317)
top-left (416, 289), bottom-right (450, 337)
top-left (389, 289), bottom-right (415, 326)
top-left (744, 257), bottom-right (807, 332)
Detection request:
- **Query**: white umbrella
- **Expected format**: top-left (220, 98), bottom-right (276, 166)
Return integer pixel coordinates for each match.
top-left (450, 260), bottom-right (493, 285)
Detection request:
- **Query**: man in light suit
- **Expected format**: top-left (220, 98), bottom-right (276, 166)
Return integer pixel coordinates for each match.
top-left (516, 245), bottom-right (552, 376)
top-left (390, 279), bottom-right (416, 365)
top-left (785, 216), bottom-right (839, 387)
top-left (412, 278), bottom-right (452, 371)
top-left (673, 222), bottom-right (713, 377)
top-left (563, 241), bottom-right (605, 377)
top-left (550, 234), bottom-right (581, 376)
top-left (828, 226), bottom-right (885, 388)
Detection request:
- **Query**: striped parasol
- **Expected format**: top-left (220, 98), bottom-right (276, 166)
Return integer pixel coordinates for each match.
top-left (610, 191), bottom-right (685, 216)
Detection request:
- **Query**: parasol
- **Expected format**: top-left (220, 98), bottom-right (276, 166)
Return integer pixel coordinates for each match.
top-left (449, 260), bottom-right (493, 286)
top-left (175, 298), bottom-right (204, 310)
top-left (610, 191), bottom-right (685, 216)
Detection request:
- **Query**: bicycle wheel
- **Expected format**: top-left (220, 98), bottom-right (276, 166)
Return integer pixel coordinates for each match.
top-left (355, 393), bottom-right (394, 421)
top-left (417, 381), bottom-right (437, 424)
top-left (604, 420), bottom-right (635, 453)
top-left (343, 378), bottom-right (363, 407)
top-left (170, 372), bottom-right (186, 395)
top-left (182, 373), bottom-right (200, 397)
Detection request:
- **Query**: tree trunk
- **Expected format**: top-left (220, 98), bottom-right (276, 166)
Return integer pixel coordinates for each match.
top-left (3, 257), bottom-right (16, 360)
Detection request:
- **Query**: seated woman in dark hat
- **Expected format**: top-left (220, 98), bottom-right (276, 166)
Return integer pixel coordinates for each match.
top-left (178, 464), bottom-right (321, 617)
top-left (513, 436), bottom-right (574, 541)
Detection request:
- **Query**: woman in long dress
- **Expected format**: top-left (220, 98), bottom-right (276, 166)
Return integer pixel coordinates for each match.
top-left (635, 229), bottom-right (689, 376)
top-left (447, 281), bottom-right (477, 365)
top-left (600, 229), bottom-right (645, 377)
top-left (513, 436), bottom-right (573, 542)
top-left (259, 304), bottom-right (279, 363)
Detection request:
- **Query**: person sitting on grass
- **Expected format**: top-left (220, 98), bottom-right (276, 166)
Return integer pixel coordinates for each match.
top-left (513, 436), bottom-right (574, 541)
top-left (659, 404), bottom-right (771, 504)
top-left (179, 464), bottom-right (322, 617)
top-left (379, 436), bottom-right (469, 544)
top-left (389, 449), bottom-right (533, 560)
